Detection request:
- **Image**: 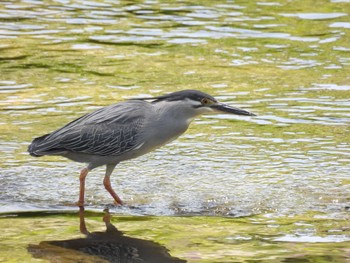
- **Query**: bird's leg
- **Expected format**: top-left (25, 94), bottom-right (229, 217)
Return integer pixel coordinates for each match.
top-left (77, 167), bottom-right (89, 206)
top-left (104, 176), bottom-right (123, 205)
top-left (104, 164), bottom-right (123, 205)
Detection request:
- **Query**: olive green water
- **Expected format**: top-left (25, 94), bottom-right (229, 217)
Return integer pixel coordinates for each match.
top-left (0, 0), bottom-right (349, 262)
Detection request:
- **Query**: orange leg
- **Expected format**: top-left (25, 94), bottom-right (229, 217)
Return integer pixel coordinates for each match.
top-left (77, 167), bottom-right (89, 206)
top-left (103, 175), bottom-right (123, 205)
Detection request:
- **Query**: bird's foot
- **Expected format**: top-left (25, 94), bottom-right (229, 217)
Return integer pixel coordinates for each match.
top-left (75, 200), bottom-right (85, 207)
top-left (114, 199), bottom-right (123, 206)
top-left (63, 201), bottom-right (84, 207)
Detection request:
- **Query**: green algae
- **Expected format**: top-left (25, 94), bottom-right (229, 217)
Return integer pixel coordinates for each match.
top-left (1, 211), bottom-right (349, 262)
top-left (0, 0), bottom-right (350, 261)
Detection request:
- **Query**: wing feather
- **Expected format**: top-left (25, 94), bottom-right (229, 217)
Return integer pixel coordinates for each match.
top-left (31, 100), bottom-right (151, 156)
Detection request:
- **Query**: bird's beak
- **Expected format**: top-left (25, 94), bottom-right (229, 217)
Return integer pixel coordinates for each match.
top-left (210, 103), bottom-right (256, 116)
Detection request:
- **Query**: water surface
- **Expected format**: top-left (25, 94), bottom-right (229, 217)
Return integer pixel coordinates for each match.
top-left (0, 0), bottom-right (349, 262)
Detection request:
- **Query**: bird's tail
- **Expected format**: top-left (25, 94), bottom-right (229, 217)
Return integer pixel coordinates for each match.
top-left (28, 134), bottom-right (51, 157)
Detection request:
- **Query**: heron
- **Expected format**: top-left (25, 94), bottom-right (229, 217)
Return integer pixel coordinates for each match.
top-left (28, 90), bottom-right (255, 206)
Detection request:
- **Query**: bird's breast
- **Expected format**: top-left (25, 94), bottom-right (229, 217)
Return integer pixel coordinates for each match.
top-left (141, 118), bottom-right (189, 153)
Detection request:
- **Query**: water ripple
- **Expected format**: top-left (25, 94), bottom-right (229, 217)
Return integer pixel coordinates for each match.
top-left (0, 0), bottom-right (349, 219)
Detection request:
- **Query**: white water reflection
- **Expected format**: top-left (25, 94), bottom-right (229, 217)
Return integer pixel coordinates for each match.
top-left (274, 234), bottom-right (350, 243)
top-left (280, 13), bottom-right (347, 20)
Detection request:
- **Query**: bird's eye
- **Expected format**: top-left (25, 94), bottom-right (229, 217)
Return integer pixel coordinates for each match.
top-left (201, 98), bottom-right (210, 105)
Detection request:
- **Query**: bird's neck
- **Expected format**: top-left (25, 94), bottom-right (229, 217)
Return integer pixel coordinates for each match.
top-left (153, 100), bottom-right (198, 125)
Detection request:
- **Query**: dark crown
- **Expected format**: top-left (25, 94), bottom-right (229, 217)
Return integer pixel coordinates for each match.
top-left (142, 90), bottom-right (217, 103)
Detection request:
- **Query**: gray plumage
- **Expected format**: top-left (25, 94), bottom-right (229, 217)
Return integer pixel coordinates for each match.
top-left (28, 90), bottom-right (255, 205)
top-left (29, 100), bottom-right (149, 158)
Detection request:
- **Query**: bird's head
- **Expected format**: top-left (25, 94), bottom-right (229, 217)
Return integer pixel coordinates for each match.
top-left (135, 89), bottom-right (256, 118)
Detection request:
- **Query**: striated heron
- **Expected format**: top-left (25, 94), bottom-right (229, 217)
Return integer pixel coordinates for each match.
top-left (28, 90), bottom-right (255, 206)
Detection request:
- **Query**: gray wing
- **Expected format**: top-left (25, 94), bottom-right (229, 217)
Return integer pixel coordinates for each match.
top-left (30, 100), bottom-right (151, 156)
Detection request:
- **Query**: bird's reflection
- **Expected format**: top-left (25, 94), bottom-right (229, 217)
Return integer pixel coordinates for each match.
top-left (28, 206), bottom-right (186, 263)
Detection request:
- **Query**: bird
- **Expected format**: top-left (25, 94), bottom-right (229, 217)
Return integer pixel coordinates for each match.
top-left (28, 89), bottom-right (255, 206)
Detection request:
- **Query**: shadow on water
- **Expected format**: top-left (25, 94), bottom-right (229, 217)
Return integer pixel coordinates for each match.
top-left (27, 207), bottom-right (186, 263)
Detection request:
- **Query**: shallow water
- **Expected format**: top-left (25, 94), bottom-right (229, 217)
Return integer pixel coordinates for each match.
top-left (1, 209), bottom-right (350, 262)
top-left (0, 0), bottom-right (350, 262)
